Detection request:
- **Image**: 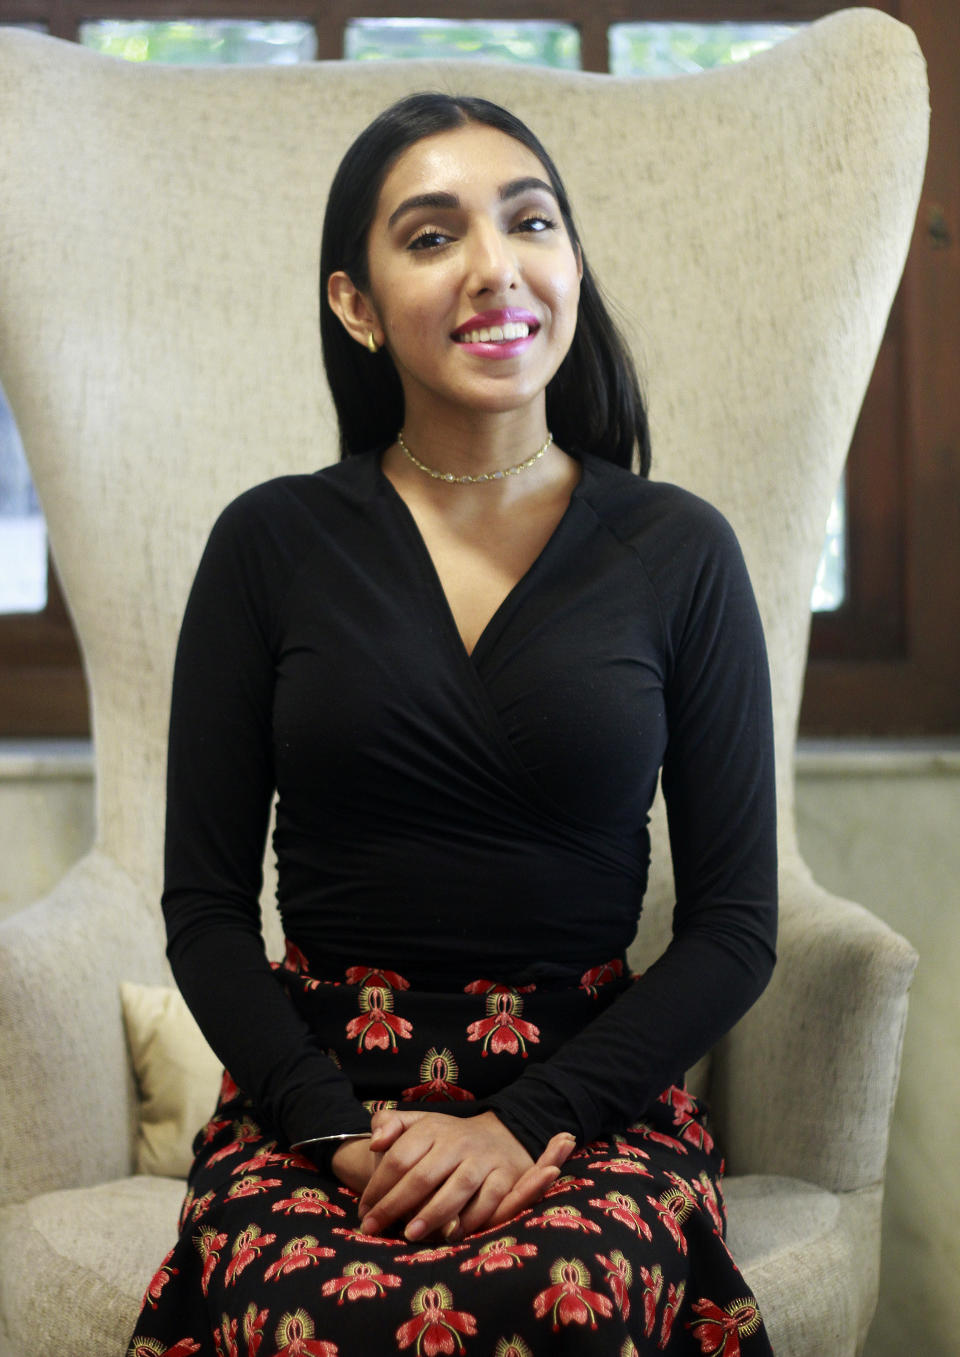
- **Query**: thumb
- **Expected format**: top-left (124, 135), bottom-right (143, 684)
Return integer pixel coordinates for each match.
top-left (368, 1107), bottom-right (428, 1149)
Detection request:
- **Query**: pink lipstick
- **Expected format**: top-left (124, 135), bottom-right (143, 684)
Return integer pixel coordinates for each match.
top-left (451, 308), bottom-right (540, 359)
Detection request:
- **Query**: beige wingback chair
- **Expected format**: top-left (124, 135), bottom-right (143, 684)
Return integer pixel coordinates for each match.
top-left (0, 11), bottom-right (928, 1354)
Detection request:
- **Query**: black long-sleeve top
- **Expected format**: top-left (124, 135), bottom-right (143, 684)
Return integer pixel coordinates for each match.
top-left (162, 450), bottom-right (777, 1157)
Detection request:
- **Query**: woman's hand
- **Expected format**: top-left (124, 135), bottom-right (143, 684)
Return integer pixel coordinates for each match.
top-left (356, 1109), bottom-right (575, 1241)
top-left (329, 1136), bottom-right (382, 1195)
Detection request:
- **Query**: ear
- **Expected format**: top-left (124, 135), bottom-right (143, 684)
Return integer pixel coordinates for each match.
top-left (327, 271), bottom-right (383, 350)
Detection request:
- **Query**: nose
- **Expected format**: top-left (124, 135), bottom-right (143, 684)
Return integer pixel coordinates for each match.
top-left (464, 220), bottom-right (518, 296)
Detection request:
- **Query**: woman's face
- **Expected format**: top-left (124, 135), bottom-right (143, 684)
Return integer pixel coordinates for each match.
top-left (350, 122), bottom-right (582, 422)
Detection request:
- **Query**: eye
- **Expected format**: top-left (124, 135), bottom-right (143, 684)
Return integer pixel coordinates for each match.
top-left (514, 213), bottom-right (557, 235)
top-left (406, 227), bottom-right (453, 252)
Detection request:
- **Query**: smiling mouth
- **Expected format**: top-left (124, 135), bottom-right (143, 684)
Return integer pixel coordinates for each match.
top-left (452, 321), bottom-right (537, 344)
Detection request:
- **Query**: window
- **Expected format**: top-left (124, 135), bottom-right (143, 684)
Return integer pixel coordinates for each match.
top-left (0, 0), bottom-right (955, 734)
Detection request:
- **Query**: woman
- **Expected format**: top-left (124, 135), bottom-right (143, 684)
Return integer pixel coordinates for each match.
top-left (129, 93), bottom-right (777, 1356)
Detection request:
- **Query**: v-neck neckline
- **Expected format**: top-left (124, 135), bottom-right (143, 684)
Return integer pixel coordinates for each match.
top-left (375, 453), bottom-right (588, 668)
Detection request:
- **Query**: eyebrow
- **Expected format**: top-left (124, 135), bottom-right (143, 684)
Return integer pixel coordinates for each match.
top-left (386, 176), bottom-right (557, 231)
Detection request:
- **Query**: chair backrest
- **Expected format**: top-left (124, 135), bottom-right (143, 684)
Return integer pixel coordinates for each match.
top-left (0, 12), bottom-right (927, 962)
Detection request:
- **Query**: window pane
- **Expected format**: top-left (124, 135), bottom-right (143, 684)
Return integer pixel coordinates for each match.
top-left (0, 385), bottom-right (46, 614)
top-left (79, 20), bottom-right (316, 65)
top-left (345, 19), bottom-right (580, 70)
top-left (609, 21), bottom-right (802, 78)
top-left (811, 477), bottom-right (846, 613)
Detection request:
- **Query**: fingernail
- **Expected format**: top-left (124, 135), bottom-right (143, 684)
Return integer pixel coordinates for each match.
top-left (360, 1216), bottom-right (377, 1235)
top-left (405, 1219), bottom-right (425, 1242)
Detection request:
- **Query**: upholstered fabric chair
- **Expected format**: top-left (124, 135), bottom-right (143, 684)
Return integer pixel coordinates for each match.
top-left (0, 11), bottom-right (927, 1354)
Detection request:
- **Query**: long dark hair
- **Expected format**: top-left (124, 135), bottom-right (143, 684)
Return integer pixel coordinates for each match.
top-left (319, 93), bottom-right (651, 475)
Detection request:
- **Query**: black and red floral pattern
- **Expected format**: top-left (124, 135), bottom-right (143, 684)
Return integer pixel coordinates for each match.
top-left (128, 961), bottom-right (773, 1356)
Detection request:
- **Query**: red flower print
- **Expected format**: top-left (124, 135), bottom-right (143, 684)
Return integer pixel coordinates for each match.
top-left (363, 1098), bottom-right (400, 1115)
top-left (228, 1175), bottom-right (283, 1200)
top-left (214, 1315), bottom-right (239, 1357)
top-left (640, 1264), bottom-right (664, 1338)
top-left (620, 1342), bottom-right (639, 1357)
top-left (270, 1309), bottom-right (338, 1356)
top-left (224, 1225), bottom-right (277, 1287)
top-left (265, 1235), bottom-right (336, 1281)
top-left (395, 1244), bottom-right (470, 1265)
top-left (243, 1303), bottom-right (269, 1357)
top-left (542, 1174), bottom-right (595, 1197)
top-left (659, 1085), bottom-right (697, 1121)
top-left (458, 1235), bottom-right (538, 1275)
top-left (493, 1339), bottom-right (532, 1357)
top-left (466, 991), bottom-right (540, 1057)
top-left (681, 1119), bottom-right (715, 1154)
top-left (141, 1246), bottom-right (178, 1309)
top-left (345, 986), bottom-right (413, 1053)
top-left (633, 1125), bottom-right (689, 1156)
top-left (207, 1119), bottom-right (264, 1166)
top-left (687, 1297), bottom-right (764, 1356)
top-left (128, 1340), bottom-right (203, 1357)
top-left (579, 959), bottom-right (624, 996)
top-left (187, 1191), bottom-right (216, 1225)
top-left (402, 1047), bottom-right (475, 1103)
top-left (345, 964), bottom-right (410, 990)
top-left (322, 1259), bottom-right (403, 1303)
top-left (194, 1225), bottom-right (229, 1297)
top-left (647, 1183), bottom-right (696, 1255)
top-left (587, 1192), bottom-right (653, 1241)
top-left (232, 1144), bottom-right (303, 1176)
top-left (611, 1140), bottom-right (650, 1161)
top-left (284, 939), bottom-right (312, 973)
top-left (463, 979), bottom-right (535, 994)
top-left (395, 1283), bottom-right (478, 1354)
top-left (596, 1249), bottom-right (632, 1319)
top-left (659, 1281), bottom-right (685, 1349)
top-left (272, 1187), bottom-right (347, 1219)
top-left (199, 1118), bottom-right (232, 1148)
top-left (524, 1204), bottom-right (601, 1233)
top-left (532, 1257), bottom-right (614, 1331)
top-left (695, 1172), bottom-right (725, 1234)
top-left (219, 1068), bottom-right (240, 1101)
top-left (586, 1157), bottom-right (652, 1178)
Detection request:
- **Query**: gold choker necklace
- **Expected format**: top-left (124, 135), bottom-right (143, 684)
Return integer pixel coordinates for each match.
top-left (396, 429), bottom-right (553, 485)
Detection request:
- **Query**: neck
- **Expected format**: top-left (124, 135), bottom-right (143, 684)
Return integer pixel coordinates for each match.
top-left (395, 403), bottom-right (551, 481)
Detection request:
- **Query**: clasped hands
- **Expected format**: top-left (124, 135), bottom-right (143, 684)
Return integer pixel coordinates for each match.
top-left (330, 1107), bottom-right (575, 1243)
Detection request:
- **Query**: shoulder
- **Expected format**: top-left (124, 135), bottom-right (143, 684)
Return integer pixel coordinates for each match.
top-left (578, 455), bottom-right (743, 572)
top-left (207, 456), bottom-right (377, 560)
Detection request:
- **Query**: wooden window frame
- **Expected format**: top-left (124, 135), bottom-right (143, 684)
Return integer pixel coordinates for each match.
top-left (1, 0), bottom-right (956, 734)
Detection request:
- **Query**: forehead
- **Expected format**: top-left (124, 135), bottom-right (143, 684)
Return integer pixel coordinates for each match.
top-left (376, 123), bottom-right (550, 214)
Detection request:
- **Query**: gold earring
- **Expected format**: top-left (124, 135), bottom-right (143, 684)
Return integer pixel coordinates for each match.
top-left (366, 332), bottom-right (379, 354)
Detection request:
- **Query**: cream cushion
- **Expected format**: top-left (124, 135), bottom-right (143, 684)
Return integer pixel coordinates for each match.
top-left (120, 981), bottom-right (222, 1177)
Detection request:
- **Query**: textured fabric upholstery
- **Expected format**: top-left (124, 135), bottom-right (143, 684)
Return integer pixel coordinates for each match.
top-left (0, 11), bottom-right (927, 1354)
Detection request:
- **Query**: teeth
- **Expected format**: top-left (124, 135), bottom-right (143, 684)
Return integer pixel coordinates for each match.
top-left (456, 322), bottom-right (532, 344)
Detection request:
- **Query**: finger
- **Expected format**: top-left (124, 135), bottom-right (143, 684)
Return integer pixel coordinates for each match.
top-left (483, 1163), bottom-right (562, 1230)
top-left (362, 1142), bottom-right (468, 1236)
top-left (454, 1164), bottom-right (540, 1238)
top-left (536, 1132), bottom-right (577, 1170)
top-left (368, 1108), bottom-right (427, 1152)
top-left (359, 1128), bottom-right (436, 1223)
top-left (399, 1160), bottom-right (489, 1242)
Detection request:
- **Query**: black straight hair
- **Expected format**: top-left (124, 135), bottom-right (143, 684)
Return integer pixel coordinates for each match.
top-left (319, 93), bottom-right (651, 475)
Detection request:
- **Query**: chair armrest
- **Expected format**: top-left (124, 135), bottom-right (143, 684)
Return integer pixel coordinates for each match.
top-left (0, 848), bottom-right (169, 1206)
top-left (709, 861), bottom-right (917, 1193)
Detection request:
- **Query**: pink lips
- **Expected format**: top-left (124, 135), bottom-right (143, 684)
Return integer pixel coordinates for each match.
top-left (451, 308), bottom-right (540, 359)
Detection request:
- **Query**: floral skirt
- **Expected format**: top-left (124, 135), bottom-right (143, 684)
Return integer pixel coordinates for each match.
top-left (128, 954), bottom-right (774, 1357)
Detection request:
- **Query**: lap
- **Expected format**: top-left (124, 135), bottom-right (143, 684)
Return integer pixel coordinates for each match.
top-left (128, 1083), bottom-right (771, 1357)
